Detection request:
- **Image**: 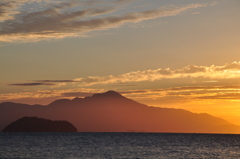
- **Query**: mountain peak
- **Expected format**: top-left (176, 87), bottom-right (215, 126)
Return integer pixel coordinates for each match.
top-left (91, 90), bottom-right (123, 98)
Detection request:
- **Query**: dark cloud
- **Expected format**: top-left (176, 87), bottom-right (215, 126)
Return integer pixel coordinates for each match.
top-left (8, 83), bottom-right (55, 86)
top-left (0, 1), bottom-right (206, 42)
top-left (8, 79), bottom-right (78, 87)
top-left (33, 80), bottom-right (77, 83)
top-left (0, 1), bottom-right (18, 21)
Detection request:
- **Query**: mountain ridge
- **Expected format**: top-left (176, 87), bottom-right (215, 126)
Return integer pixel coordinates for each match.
top-left (1, 91), bottom-right (240, 133)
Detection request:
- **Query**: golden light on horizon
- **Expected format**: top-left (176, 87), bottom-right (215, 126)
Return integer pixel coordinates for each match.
top-left (1, 0), bottom-right (240, 134)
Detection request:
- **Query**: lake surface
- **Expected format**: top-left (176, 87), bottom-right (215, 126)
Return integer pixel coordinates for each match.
top-left (1, 132), bottom-right (240, 158)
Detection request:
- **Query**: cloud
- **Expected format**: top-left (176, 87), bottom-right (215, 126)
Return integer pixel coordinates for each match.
top-left (118, 85), bottom-right (240, 103)
top-left (8, 83), bottom-right (55, 86)
top-left (197, 93), bottom-right (240, 100)
top-left (0, 0), bottom-right (52, 21)
top-left (0, 88), bottom-right (105, 101)
top-left (74, 61), bottom-right (240, 86)
top-left (0, 1), bottom-right (19, 21)
top-left (167, 85), bottom-right (240, 91)
top-left (0, 1), bottom-right (208, 42)
top-left (7, 62), bottom-right (240, 88)
top-left (175, 65), bottom-right (206, 74)
top-left (1, 83), bottom-right (240, 105)
top-left (7, 79), bottom-right (77, 87)
top-left (33, 80), bottom-right (77, 83)
top-left (215, 62), bottom-right (240, 71)
top-left (202, 81), bottom-right (218, 83)
top-left (8, 62), bottom-right (240, 88)
top-left (158, 85), bottom-right (240, 102)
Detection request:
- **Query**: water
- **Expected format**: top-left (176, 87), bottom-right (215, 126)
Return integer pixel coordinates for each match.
top-left (1, 133), bottom-right (240, 159)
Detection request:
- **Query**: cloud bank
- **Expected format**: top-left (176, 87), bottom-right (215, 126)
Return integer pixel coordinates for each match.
top-left (2, 84), bottom-right (240, 104)
top-left (0, 0), bottom-right (208, 42)
top-left (74, 61), bottom-right (240, 86)
top-left (8, 62), bottom-right (240, 87)
top-left (3, 62), bottom-right (240, 103)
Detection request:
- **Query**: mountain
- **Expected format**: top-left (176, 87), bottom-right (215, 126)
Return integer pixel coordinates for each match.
top-left (1, 90), bottom-right (240, 133)
top-left (2, 116), bottom-right (77, 132)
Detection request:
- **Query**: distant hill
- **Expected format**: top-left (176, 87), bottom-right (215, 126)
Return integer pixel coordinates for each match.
top-left (1, 90), bottom-right (240, 133)
top-left (2, 116), bottom-right (77, 132)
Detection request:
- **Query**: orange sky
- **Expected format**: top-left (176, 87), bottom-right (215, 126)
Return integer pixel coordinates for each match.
top-left (1, 0), bottom-right (240, 127)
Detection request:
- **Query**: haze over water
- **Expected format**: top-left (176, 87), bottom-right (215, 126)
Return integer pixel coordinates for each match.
top-left (1, 132), bottom-right (240, 158)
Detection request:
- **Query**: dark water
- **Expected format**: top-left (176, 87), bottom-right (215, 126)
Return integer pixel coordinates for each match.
top-left (1, 133), bottom-right (240, 159)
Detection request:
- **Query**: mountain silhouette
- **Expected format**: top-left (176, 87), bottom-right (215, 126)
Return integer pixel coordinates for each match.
top-left (2, 116), bottom-right (77, 132)
top-left (1, 90), bottom-right (240, 133)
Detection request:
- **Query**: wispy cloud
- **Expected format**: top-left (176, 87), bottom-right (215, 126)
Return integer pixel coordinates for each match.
top-left (197, 93), bottom-right (240, 100)
top-left (165, 85), bottom-right (240, 99)
top-left (0, 88), bottom-right (105, 101)
top-left (8, 80), bottom-right (77, 87)
top-left (8, 82), bottom-right (55, 86)
top-left (34, 80), bottom-right (77, 83)
top-left (118, 85), bottom-right (240, 103)
top-left (1, 84), bottom-right (240, 104)
top-left (0, 0), bottom-right (208, 42)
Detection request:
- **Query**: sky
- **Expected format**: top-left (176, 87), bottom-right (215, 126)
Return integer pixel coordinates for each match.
top-left (0, 0), bottom-right (240, 125)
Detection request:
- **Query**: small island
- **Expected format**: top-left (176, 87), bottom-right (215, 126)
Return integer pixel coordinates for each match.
top-left (2, 116), bottom-right (77, 132)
